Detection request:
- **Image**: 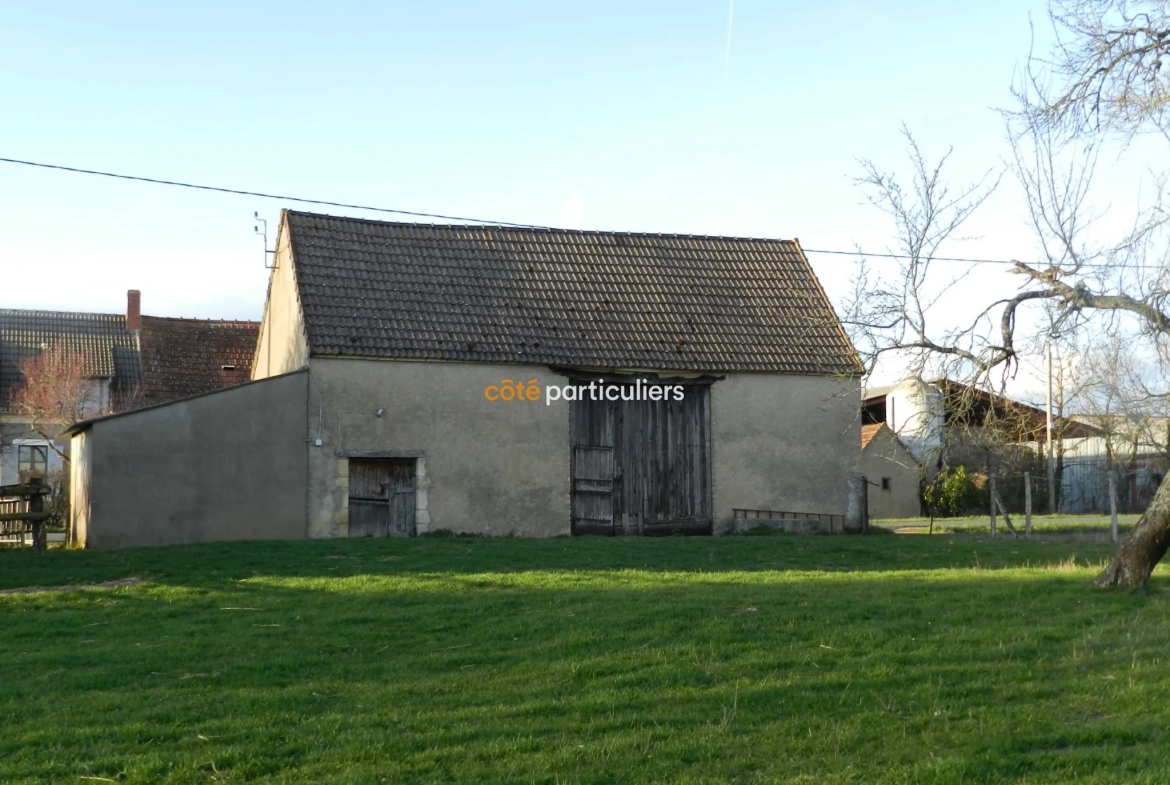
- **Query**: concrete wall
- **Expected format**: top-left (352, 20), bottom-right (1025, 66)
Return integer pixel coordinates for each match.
top-left (862, 428), bottom-right (922, 519)
top-left (252, 216), bottom-right (308, 380)
top-left (711, 373), bottom-right (860, 532)
top-left (72, 370), bottom-right (309, 548)
top-left (308, 362), bottom-right (860, 538)
top-left (68, 355), bottom-right (863, 544)
top-left (306, 358), bottom-right (570, 538)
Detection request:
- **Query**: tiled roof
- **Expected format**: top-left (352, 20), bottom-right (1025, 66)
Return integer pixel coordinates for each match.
top-left (138, 316), bottom-right (259, 404)
top-left (861, 422), bottom-right (920, 464)
top-left (285, 211), bottom-right (863, 374)
top-left (861, 423), bottom-right (885, 450)
top-left (1, 308), bottom-right (261, 413)
top-left (0, 309), bottom-right (139, 412)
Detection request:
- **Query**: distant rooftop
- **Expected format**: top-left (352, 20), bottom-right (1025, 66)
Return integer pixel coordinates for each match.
top-left (0, 294), bottom-right (258, 413)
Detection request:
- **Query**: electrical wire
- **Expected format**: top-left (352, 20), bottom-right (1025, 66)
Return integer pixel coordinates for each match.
top-left (0, 156), bottom-right (545, 228)
top-left (800, 247), bottom-right (1016, 265)
top-left (0, 155), bottom-right (1162, 271)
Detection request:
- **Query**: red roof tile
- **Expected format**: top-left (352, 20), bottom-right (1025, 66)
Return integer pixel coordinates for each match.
top-left (861, 423), bottom-right (885, 450)
top-left (138, 316), bottom-right (259, 404)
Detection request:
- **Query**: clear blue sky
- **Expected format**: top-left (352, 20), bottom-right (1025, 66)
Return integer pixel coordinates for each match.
top-left (0, 0), bottom-right (1111, 384)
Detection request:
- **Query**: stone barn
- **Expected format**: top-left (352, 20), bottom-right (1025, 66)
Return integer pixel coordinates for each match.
top-left (69, 210), bottom-right (863, 547)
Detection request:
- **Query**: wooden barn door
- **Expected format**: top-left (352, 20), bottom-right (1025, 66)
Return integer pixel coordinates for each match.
top-left (570, 382), bottom-right (712, 536)
top-left (348, 459), bottom-right (417, 538)
top-left (571, 447), bottom-right (615, 535)
top-left (570, 395), bottom-right (616, 535)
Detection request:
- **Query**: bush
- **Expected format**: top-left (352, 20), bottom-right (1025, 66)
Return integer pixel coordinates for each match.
top-left (923, 466), bottom-right (978, 517)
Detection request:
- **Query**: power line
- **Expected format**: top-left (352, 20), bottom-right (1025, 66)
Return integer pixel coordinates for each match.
top-left (0, 156), bottom-right (547, 228)
top-left (0, 155), bottom-right (1163, 271)
top-left (802, 246), bottom-right (1167, 271)
top-left (801, 247), bottom-right (1016, 265)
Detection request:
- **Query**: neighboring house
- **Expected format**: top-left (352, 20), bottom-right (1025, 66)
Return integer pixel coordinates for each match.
top-left (68, 210), bottom-right (865, 548)
top-left (862, 377), bottom-right (1099, 474)
top-left (0, 308), bottom-right (139, 485)
top-left (138, 315), bottom-right (259, 404)
top-left (0, 292), bottom-right (258, 485)
top-left (862, 376), bottom-right (1105, 513)
top-left (860, 423), bottom-right (921, 519)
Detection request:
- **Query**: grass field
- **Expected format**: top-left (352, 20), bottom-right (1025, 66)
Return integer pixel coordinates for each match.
top-left (2, 535), bottom-right (1169, 784)
top-left (874, 514), bottom-right (1143, 538)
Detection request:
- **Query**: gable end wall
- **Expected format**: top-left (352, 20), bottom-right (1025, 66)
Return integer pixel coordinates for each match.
top-left (253, 216), bottom-right (308, 379)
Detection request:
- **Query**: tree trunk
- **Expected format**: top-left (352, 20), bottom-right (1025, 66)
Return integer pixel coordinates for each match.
top-left (1093, 476), bottom-right (1170, 589)
top-left (1108, 465), bottom-right (1119, 544)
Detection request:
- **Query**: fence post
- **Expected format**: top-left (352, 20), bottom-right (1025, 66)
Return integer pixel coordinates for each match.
top-left (989, 474), bottom-right (998, 537)
top-left (862, 478), bottom-right (870, 534)
top-left (1108, 464), bottom-right (1119, 544)
top-left (1024, 471), bottom-right (1033, 539)
top-left (29, 478), bottom-right (46, 552)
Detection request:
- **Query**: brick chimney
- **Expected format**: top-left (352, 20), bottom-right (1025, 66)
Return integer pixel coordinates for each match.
top-left (126, 290), bottom-right (141, 332)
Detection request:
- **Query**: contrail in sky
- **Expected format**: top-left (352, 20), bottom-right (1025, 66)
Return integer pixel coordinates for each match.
top-left (720, 0), bottom-right (735, 129)
top-left (722, 0), bottom-right (735, 102)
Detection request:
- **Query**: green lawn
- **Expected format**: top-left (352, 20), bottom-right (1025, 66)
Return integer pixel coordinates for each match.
top-left (874, 514), bottom-right (1144, 537)
top-left (2, 536), bottom-right (1169, 784)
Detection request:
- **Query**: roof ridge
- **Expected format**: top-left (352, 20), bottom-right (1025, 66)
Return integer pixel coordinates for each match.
top-left (0, 308), bottom-right (124, 320)
top-left (141, 315), bottom-right (260, 326)
top-left (283, 209), bottom-right (799, 245)
top-left (1, 308), bottom-right (259, 325)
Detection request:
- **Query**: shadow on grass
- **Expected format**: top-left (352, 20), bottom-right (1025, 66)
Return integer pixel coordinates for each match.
top-left (0, 535), bottom-right (1133, 594)
top-left (1, 559), bottom-right (1167, 784)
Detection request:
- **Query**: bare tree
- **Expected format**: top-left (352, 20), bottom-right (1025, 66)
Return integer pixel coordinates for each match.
top-left (1025, 0), bottom-right (1170, 139)
top-left (1016, 0), bottom-right (1170, 587)
top-left (1062, 334), bottom-right (1170, 512)
top-left (6, 346), bottom-right (96, 464)
top-left (851, 1), bottom-right (1170, 588)
top-left (845, 126), bottom-right (1001, 384)
top-left (6, 346), bottom-right (114, 547)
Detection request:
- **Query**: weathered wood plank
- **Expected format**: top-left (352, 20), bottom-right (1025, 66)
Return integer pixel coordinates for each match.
top-left (571, 446), bottom-right (614, 535)
top-left (348, 458), bottom-right (417, 538)
top-left (570, 380), bottom-right (713, 537)
top-left (0, 511), bottom-right (51, 523)
top-left (0, 484), bottom-right (51, 497)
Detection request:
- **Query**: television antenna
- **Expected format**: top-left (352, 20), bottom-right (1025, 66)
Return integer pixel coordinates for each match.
top-left (254, 212), bottom-right (276, 268)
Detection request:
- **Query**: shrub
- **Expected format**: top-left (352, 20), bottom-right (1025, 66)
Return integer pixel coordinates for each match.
top-left (923, 465), bottom-right (978, 517)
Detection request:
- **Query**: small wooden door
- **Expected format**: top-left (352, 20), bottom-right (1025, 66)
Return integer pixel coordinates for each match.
top-left (572, 446), bottom-right (615, 535)
top-left (348, 459), bottom-right (416, 538)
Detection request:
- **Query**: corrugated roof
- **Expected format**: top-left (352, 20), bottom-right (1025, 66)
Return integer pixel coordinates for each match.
top-left (862, 384), bottom-right (897, 402)
top-left (284, 211), bottom-right (863, 374)
top-left (138, 316), bottom-right (259, 404)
